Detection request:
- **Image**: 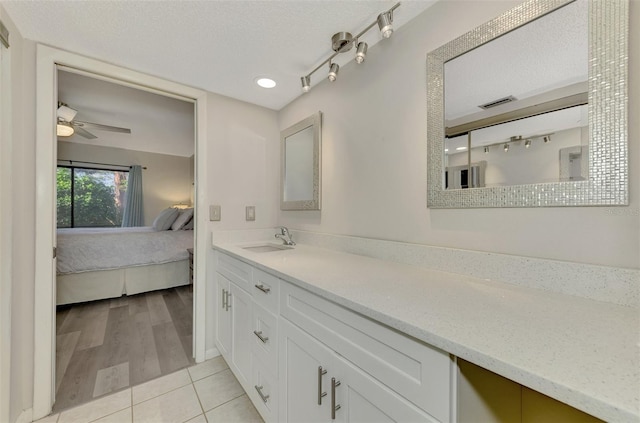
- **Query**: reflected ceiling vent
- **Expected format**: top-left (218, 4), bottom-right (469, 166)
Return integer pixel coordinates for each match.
top-left (479, 95), bottom-right (517, 110)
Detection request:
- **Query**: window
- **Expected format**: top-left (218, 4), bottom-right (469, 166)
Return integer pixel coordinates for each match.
top-left (56, 166), bottom-right (129, 228)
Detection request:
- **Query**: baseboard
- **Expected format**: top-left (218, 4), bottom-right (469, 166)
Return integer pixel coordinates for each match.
top-left (15, 408), bottom-right (33, 423)
top-left (205, 347), bottom-right (220, 361)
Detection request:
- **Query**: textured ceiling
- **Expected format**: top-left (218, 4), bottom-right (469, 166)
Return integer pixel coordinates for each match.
top-left (2, 0), bottom-right (436, 111)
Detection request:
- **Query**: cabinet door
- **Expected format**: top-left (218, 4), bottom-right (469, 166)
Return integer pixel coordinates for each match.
top-left (230, 282), bottom-right (252, 386)
top-left (216, 274), bottom-right (231, 357)
top-left (335, 357), bottom-right (439, 423)
top-left (279, 318), bottom-right (338, 423)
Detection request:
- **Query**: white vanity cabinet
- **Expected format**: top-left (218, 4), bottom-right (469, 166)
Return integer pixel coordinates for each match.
top-left (215, 253), bottom-right (253, 387)
top-left (215, 251), bottom-right (453, 423)
top-left (279, 317), bottom-right (440, 423)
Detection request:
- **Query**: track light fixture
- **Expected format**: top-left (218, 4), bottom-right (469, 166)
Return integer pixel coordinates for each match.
top-left (484, 146), bottom-right (489, 154)
top-left (504, 144), bottom-right (510, 152)
top-left (525, 139), bottom-right (532, 148)
top-left (301, 76), bottom-right (311, 92)
top-left (543, 135), bottom-right (551, 143)
top-left (300, 2), bottom-right (400, 93)
top-left (355, 42), bottom-right (368, 64)
top-left (328, 63), bottom-right (340, 82)
top-left (377, 11), bottom-right (394, 39)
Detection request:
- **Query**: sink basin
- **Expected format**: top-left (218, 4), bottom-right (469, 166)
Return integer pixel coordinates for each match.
top-left (242, 244), bottom-right (293, 253)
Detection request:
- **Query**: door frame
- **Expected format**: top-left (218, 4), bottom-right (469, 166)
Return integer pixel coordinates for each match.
top-left (34, 44), bottom-right (208, 419)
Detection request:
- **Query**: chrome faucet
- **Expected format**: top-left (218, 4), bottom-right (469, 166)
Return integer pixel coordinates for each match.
top-left (275, 226), bottom-right (296, 246)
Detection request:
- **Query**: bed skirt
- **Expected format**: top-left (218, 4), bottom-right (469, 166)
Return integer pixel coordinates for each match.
top-left (56, 259), bottom-right (190, 306)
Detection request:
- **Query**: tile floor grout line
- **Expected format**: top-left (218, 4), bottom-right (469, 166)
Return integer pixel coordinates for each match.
top-left (201, 392), bottom-right (247, 415)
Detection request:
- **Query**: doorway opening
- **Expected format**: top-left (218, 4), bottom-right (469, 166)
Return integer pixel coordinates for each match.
top-left (52, 68), bottom-right (197, 412)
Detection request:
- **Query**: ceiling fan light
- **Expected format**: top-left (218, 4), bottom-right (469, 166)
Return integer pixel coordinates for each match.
top-left (57, 122), bottom-right (75, 137)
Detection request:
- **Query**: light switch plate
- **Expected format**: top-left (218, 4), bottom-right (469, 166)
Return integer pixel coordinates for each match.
top-left (209, 205), bottom-right (221, 221)
top-left (246, 206), bottom-right (255, 221)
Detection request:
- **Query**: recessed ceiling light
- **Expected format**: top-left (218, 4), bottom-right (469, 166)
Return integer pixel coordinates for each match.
top-left (456, 146), bottom-right (467, 151)
top-left (256, 77), bottom-right (276, 88)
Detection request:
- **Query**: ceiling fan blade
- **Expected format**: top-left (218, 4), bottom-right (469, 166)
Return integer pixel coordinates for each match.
top-left (74, 126), bottom-right (98, 139)
top-left (74, 120), bottom-right (131, 134)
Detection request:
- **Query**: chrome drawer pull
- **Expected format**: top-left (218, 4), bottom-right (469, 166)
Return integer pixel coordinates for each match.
top-left (331, 377), bottom-right (341, 419)
top-left (226, 291), bottom-right (231, 311)
top-left (255, 284), bottom-right (271, 294)
top-left (254, 385), bottom-right (270, 403)
top-left (253, 330), bottom-right (269, 343)
top-left (222, 288), bottom-right (227, 309)
top-left (317, 366), bottom-right (327, 405)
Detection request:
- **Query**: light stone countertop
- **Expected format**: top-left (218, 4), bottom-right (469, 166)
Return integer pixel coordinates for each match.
top-left (212, 241), bottom-right (639, 422)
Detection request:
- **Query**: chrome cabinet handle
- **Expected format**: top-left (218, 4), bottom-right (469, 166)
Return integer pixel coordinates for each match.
top-left (226, 291), bottom-right (231, 311)
top-left (254, 385), bottom-right (270, 403)
top-left (222, 288), bottom-right (227, 309)
top-left (331, 377), bottom-right (341, 419)
top-left (254, 284), bottom-right (271, 294)
top-left (253, 330), bottom-right (269, 343)
top-left (317, 366), bottom-right (327, 405)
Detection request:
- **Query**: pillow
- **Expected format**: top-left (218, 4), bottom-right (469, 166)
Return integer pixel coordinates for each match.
top-left (152, 207), bottom-right (180, 231)
top-left (182, 216), bottom-right (194, 230)
top-left (171, 208), bottom-right (194, 231)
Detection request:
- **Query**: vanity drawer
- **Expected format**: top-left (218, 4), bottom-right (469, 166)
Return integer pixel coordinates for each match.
top-left (251, 302), bottom-right (278, 371)
top-left (280, 282), bottom-right (452, 422)
top-left (252, 269), bottom-right (280, 314)
top-left (251, 357), bottom-right (279, 423)
top-left (217, 252), bottom-right (252, 292)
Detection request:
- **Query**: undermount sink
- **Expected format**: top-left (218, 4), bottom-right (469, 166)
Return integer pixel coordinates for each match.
top-left (242, 244), bottom-right (293, 253)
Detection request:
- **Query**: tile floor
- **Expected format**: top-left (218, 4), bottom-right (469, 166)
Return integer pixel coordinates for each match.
top-left (37, 356), bottom-right (264, 423)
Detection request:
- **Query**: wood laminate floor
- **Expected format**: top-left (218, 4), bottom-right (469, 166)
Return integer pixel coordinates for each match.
top-left (54, 285), bottom-right (194, 413)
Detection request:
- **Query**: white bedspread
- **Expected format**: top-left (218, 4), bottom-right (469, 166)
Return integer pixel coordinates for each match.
top-left (56, 227), bottom-right (193, 274)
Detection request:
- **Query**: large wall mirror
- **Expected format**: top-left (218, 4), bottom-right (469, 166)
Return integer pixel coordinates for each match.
top-left (427, 0), bottom-right (628, 208)
top-left (281, 111), bottom-right (322, 210)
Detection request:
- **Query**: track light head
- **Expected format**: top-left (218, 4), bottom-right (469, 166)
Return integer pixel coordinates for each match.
top-left (525, 139), bottom-right (532, 148)
top-left (301, 76), bottom-right (311, 93)
top-left (504, 143), bottom-right (509, 152)
top-left (377, 12), bottom-right (394, 38)
top-left (355, 42), bottom-right (368, 64)
top-left (484, 146), bottom-right (489, 154)
top-left (328, 63), bottom-right (339, 82)
top-left (543, 135), bottom-right (551, 143)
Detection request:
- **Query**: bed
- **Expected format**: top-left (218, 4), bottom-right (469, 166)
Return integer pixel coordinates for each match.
top-left (56, 226), bottom-right (194, 305)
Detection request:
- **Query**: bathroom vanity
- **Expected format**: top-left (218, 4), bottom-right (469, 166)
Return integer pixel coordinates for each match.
top-left (211, 237), bottom-right (638, 423)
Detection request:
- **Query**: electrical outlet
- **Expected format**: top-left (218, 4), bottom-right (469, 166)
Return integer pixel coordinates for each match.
top-left (209, 205), bottom-right (221, 221)
top-left (246, 206), bottom-right (255, 221)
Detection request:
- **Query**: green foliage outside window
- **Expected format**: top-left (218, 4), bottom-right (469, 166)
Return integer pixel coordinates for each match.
top-left (56, 166), bottom-right (128, 228)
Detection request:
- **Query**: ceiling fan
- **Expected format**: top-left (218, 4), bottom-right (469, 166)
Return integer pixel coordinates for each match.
top-left (56, 102), bottom-right (132, 139)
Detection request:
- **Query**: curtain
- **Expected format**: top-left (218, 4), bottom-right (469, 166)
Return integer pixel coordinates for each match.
top-left (122, 165), bottom-right (144, 227)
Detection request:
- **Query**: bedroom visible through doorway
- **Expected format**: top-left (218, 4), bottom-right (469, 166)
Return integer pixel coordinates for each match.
top-left (54, 67), bottom-right (197, 412)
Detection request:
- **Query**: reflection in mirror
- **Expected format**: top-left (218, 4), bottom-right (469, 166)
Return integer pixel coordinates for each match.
top-left (443, 0), bottom-right (587, 189)
top-left (280, 112), bottom-right (321, 210)
top-left (426, 0), bottom-right (628, 208)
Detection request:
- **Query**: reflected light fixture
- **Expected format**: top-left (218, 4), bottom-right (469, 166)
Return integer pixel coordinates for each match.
top-left (56, 121), bottom-right (75, 137)
top-left (525, 139), bottom-right (532, 148)
top-left (484, 146), bottom-right (489, 154)
top-left (544, 135), bottom-right (551, 143)
top-left (299, 2), bottom-right (400, 92)
top-left (504, 143), bottom-right (509, 152)
top-left (328, 63), bottom-right (340, 82)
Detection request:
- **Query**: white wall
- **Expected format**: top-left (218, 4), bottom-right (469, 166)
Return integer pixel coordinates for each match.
top-left (0, 5), bottom-right (36, 422)
top-left (57, 141), bottom-right (193, 225)
top-left (204, 91), bottom-right (280, 354)
top-left (277, 0), bottom-right (640, 270)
